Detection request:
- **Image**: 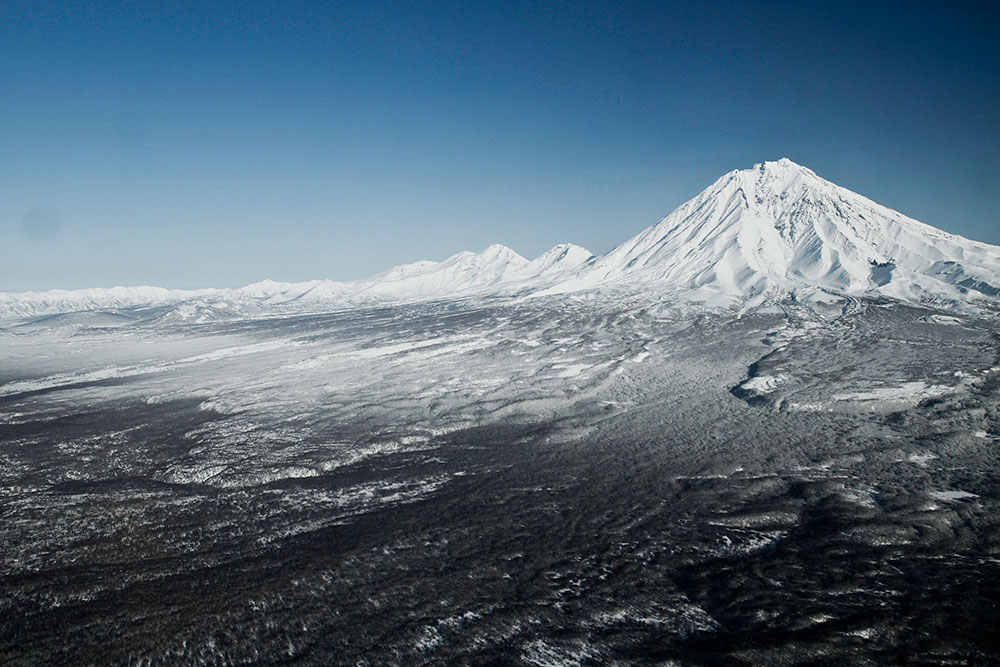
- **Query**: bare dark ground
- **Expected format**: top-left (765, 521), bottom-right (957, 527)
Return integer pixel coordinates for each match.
top-left (1, 298), bottom-right (998, 665)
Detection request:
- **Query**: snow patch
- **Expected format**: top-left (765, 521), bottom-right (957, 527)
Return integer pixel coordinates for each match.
top-left (929, 490), bottom-right (979, 501)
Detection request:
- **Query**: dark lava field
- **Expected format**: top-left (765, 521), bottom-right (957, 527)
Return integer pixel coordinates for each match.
top-left (2, 295), bottom-right (999, 665)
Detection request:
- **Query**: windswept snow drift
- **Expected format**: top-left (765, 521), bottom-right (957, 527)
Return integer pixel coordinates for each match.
top-left (3, 159), bottom-right (999, 319)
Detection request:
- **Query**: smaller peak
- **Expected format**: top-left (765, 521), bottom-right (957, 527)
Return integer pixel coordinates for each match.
top-left (524, 243), bottom-right (594, 275)
top-left (542, 242), bottom-right (582, 253)
top-left (545, 243), bottom-right (593, 259)
top-left (243, 278), bottom-right (281, 288)
top-left (477, 244), bottom-right (527, 262)
top-left (480, 243), bottom-right (515, 254)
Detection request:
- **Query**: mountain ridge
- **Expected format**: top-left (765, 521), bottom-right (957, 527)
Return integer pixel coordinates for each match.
top-left (3, 159), bottom-right (999, 319)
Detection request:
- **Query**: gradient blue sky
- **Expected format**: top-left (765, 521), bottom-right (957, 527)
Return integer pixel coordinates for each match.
top-left (2, 1), bottom-right (998, 290)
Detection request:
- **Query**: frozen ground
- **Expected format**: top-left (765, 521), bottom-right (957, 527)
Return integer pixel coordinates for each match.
top-left (1, 293), bottom-right (999, 664)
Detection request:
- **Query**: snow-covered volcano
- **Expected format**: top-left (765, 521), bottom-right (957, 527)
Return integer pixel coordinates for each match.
top-left (2, 158), bottom-right (999, 319)
top-left (546, 158), bottom-right (1000, 307)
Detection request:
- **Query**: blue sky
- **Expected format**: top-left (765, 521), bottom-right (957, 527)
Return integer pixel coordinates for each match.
top-left (2, 1), bottom-right (998, 290)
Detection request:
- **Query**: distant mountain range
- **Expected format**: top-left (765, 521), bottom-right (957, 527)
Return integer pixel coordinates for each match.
top-left (4, 159), bottom-right (1000, 320)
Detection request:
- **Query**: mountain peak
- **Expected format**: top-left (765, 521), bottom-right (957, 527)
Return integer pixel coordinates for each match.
top-left (696, 159), bottom-right (827, 212)
top-left (754, 157), bottom-right (805, 171)
top-left (538, 243), bottom-right (592, 260)
top-left (741, 158), bottom-right (821, 188)
top-left (478, 244), bottom-right (525, 261)
top-left (558, 160), bottom-right (1000, 307)
top-left (520, 243), bottom-right (594, 277)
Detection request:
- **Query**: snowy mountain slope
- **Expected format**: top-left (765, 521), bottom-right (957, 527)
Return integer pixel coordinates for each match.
top-left (543, 159), bottom-right (1000, 307)
top-left (0, 243), bottom-right (594, 320)
top-left (0, 286), bottom-right (219, 320)
top-left (515, 243), bottom-right (595, 278)
top-left (341, 243), bottom-right (594, 300)
top-left (351, 244), bottom-right (530, 299)
top-left (230, 243), bottom-right (594, 306)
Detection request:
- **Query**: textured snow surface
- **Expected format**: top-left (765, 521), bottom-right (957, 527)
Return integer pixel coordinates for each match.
top-left (4, 159), bottom-right (999, 319)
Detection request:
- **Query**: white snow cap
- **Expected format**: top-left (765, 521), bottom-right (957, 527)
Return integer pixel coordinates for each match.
top-left (550, 158), bottom-right (1000, 306)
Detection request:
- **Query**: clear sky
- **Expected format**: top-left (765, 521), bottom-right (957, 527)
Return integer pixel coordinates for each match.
top-left (2, 1), bottom-right (998, 291)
